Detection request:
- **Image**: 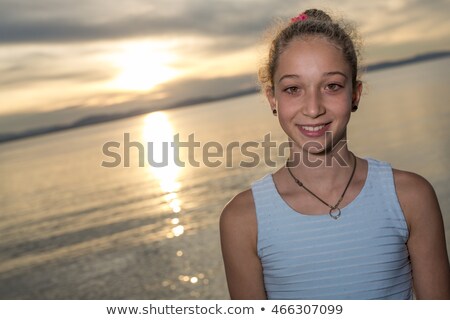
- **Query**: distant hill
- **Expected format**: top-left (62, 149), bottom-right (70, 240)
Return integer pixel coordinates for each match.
top-left (364, 51), bottom-right (450, 72)
top-left (0, 50), bottom-right (449, 144)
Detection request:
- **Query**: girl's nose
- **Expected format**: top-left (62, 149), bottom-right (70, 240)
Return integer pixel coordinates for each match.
top-left (301, 90), bottom-right (325, 118)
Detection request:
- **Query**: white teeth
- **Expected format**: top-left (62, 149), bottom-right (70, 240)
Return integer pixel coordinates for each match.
top-left (301, 125), bottom-right (325, 132)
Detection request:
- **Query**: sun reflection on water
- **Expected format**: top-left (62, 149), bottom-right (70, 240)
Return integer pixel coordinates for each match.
top-left (142, 112), bottom-right (204, 292)
top-left (171, 225), bottom-right (185, 237)
top-left (177, 273), bottom-right (206, 285)
top-left (142, 112), bottom-right (185, 239)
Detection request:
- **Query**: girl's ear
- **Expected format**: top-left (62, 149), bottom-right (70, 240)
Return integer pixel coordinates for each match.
top-left (265, 86), bottom-right (277, 114)
top-left (352, 81), bottom-right (363, 106)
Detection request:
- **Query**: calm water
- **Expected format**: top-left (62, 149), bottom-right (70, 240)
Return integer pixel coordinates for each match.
top-left (0, 58), bottom-right (449, 299)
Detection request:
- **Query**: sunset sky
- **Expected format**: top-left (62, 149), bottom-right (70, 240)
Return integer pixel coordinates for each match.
top-left (1, 0), bottom-right (449, 134)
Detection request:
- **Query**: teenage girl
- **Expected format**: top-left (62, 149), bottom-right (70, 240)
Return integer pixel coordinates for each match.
top-left (220, 9), bottom-right (450, 299)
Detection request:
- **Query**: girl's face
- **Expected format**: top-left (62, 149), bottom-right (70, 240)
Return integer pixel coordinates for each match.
top-left (267, 36), bottom-right (361, 155)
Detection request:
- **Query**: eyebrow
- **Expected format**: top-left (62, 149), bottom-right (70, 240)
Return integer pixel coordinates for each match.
top-left (278, 74), bottom-right (299, 83)
top-left (277, 71), bottom-right (348, 83)
top-left (323, 71), bottom-right (348, 79)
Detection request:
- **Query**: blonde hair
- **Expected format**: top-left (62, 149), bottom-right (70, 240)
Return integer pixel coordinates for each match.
top-left (258, 9), bottom-right (362, 92)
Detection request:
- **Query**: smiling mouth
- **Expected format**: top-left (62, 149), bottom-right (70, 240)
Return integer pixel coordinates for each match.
top-left (301, 124), bottom-right (325, 132)
top-left (295, 122), bottom-right (332, 137)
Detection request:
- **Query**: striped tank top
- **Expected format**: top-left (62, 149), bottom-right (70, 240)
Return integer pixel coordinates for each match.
top-left (251, 158), bottom-right (413, 299)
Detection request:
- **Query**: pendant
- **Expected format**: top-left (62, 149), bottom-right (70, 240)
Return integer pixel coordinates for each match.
top-left (329, 207), bottom-right (341, 220)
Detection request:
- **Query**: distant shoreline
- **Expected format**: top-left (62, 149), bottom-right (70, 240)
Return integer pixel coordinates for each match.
top-left (0, 51), bottom-right (449, 145)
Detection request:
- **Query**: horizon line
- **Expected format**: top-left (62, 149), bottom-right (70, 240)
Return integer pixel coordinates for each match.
top-left (0, 50), bottom-right (449, 144)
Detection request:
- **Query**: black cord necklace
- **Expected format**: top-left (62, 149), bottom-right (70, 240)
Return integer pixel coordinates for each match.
top-left (286, 153), bottom-right (357, 220)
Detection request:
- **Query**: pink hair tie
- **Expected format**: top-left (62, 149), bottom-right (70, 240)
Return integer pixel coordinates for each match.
top-left (291, 12), bottom-right (308, 23)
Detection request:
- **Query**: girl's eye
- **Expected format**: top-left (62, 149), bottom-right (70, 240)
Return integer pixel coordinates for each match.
top-left (326, 83), bottom-right (343, 91)
top-left (284, 87), bottom-right (300, 95)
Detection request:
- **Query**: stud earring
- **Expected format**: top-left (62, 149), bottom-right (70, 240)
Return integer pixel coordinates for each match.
top-left (272, 109), bottom-right (277, 116)
top-left (352, 105), bottom-right (358, 112)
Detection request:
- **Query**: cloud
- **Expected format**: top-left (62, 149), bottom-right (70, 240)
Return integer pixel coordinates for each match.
top-left (0, 70), bottom-right (112, 87)
top-left (0, 48), bottom-right (115, 88)
top-left (155, 73), bottom-right (258, 102)
top-left (2, 0), bottom-right (448, 57)
top-left (1, 0), bottom-right (449, 119)
top-left (2, 0), bottom-right (449, 63)
top-left (0, 0), bottom-right (280, 44)
top-left (361, 0), bottom-right (450, 38)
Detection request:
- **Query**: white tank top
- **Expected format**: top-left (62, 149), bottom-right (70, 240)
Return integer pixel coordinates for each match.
top-left (251, 158), bottom-right (413, 299)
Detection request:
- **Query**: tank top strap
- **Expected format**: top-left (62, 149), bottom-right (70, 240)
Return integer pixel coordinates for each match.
top-left (364, 158), bottom-right (409, 241)
top-left (251, 174), bottom-right (277, 217)
top-left (251, 174), bottom-right (280, 257)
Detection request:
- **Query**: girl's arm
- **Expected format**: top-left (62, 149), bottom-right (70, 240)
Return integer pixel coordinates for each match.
top-left (394, 170), bottom-right (450, 299)
top-left (220, 189), bottom-right (267, 299)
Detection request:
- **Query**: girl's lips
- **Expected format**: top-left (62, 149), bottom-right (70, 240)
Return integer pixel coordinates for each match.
top-left (297, 123), bottom-right (331, 137)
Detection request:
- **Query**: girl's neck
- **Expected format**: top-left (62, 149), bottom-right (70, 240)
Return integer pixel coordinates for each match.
top-left (287, 144), bottom-right (355, 186)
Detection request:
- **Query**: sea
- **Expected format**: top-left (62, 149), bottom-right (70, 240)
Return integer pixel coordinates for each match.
top-left (0, 57), bottom-right (449, 299)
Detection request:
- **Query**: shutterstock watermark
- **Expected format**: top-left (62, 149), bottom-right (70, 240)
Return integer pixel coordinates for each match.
top-left (101, 132), bottom-right (350, 168)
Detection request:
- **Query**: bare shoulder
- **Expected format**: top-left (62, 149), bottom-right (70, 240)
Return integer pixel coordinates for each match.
top-left (392, 169), bottom-right (441, 229)
top-left (220, 188), bottom-right (257, 233)
top-left (220, 189), bottom-right (267, 299)
top-left (392, 169), bottom-right (450, 299)
top-left (392, 169), bottom-right (438, 205)
top-left (393, 169), bottom-right (435, 194)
